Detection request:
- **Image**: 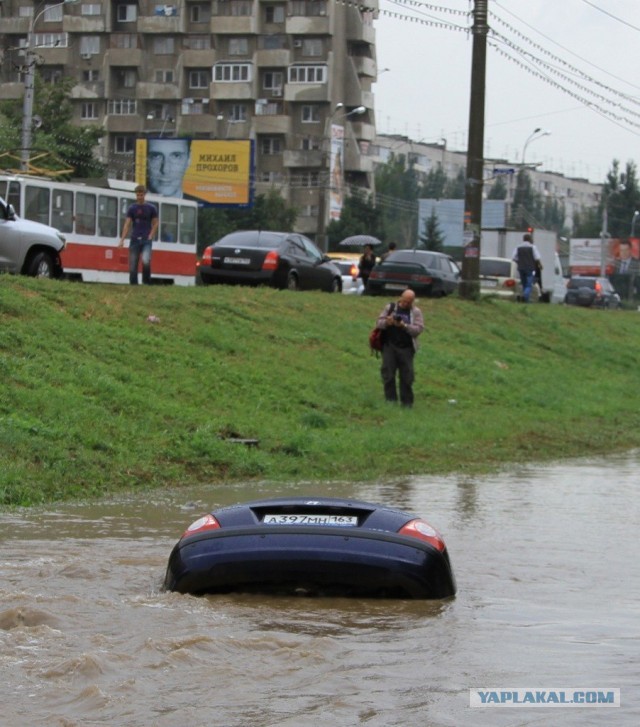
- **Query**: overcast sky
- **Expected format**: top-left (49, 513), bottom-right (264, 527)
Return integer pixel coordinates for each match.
top-left (374, 0), bottom-right (639, 184)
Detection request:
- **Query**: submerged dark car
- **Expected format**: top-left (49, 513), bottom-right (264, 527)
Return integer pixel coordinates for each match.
top-left (564, 276), bottom-right (621, 309)
top-left (164, 496), bottom-right (456, 599)
top-left (367, 249), bottom-right (460, 297)
top-left (197, 230), bottom-right (342, 292)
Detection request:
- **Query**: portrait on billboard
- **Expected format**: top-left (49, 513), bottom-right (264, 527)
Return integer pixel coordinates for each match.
top-left (329, 124), bottom-right (345, 222)
top-left (136, 138), bottom-right (254, 207)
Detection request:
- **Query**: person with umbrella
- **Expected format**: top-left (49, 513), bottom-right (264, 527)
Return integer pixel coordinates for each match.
top-left (358, 243), bottom-right (377, 293)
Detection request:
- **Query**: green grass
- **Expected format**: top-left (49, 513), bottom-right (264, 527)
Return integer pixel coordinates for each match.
top-left (2, 276), bottom-right (640, 507)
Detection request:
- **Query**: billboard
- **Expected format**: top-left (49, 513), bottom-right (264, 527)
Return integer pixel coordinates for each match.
top-left (329, 124), bottom-right (344, 222)
top-left (135, 138), bottom-right (254, 207)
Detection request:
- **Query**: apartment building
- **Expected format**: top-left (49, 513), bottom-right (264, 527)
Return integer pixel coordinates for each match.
top-left (0, 0), bottom-right (378, 240)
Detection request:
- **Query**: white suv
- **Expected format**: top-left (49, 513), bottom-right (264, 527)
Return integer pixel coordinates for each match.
top-left (0, 196), bottom-right (65, 278)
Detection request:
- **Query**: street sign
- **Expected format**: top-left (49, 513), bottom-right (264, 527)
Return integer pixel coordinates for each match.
top-left (493, 168), bottom-right (515, 175)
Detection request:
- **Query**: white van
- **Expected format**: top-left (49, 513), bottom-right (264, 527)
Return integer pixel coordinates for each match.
top-left (0, 196), bottom-right (66, 278)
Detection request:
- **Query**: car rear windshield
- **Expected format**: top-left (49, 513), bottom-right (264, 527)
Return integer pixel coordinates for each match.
top-left (218, 231), bottom-right (285, 248)
top-left (480, 260), bottom-right (512, 277)
top-left (388, 251), bottom-right (437, 266)
top-left (568, 278), bottom-right (596, 289)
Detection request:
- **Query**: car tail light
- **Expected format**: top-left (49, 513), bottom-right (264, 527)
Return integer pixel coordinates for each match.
top-left (398, 519), bottom-right (446, 551)
top-left (349, 264), bottom-right (358, 279)
top-left (262, 250), bottom-right (279, 271)
top-left (182, 514), bottom-right (221, 539)
top-left (594, 281), bottom-right (602, 294)
top-left (503, 279), bottom-right (516, 288)
top-left (411, 274), bottom-right (433, 284)
top-left (201, 246), bottom-right (214, 265)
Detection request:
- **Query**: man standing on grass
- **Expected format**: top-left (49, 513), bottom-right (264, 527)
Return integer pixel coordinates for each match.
top-left (375, 289), bottom-right (424, 408)
top-left (119, 185), bottom-right (159, 285)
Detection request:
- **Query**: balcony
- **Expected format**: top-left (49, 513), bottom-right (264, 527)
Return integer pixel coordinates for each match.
top-left (282, 149), bottom-right (322, 168)
top-left (351, 56), bottom-right (376, 78)
top-left (350, 121), bottom-right (376, 142)
top-left (105, 115), bottom-right (143, 133)
top-left (63, 16), bottom-right (105, 33)
top-left (285, 16), bottom-right (333, 36)
top-left (209, 82), bottom-right (256, 100)
top-left (136, 82), bottom-right (181, 100)
top-left (105, 48), bottom-right (143, 67)
top-left (253, 114), bottom-right (292, 135)
top-left (137, 15), bottom-right (185, 34)
top-left (210, 16), bottom-right (259, 34)
top-left (70, 82), bottom-right (105, 99)
top-left (1, 17), bottom-right (30, 33)
top-left (181, 49), bottom-right (217, 67)
top-left (178, 115), bottom-right (219, 135)
top-left (0, 82), bottom-right (23, 101)
top-left (284, 84), bottom-right (330, 104)
top-left (254, 48), bottom-right (291, 67)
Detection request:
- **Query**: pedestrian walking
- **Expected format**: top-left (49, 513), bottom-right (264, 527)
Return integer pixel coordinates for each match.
top-left (375, 289), bottom-right (424, 408)
top-left (119, 185), bottom-right (159, 285)
top-left (512, 233), bottom-right (542, 302)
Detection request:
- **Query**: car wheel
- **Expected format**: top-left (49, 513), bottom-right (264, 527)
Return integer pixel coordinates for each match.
top-left (287, 272), bottom-right (299, 291)
top-left (330, 277), bottom-right (341, 293)
top-left (27, 251), bottom-right (55, 279)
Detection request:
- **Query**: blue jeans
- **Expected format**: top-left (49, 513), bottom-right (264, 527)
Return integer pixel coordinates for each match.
top-left (129, 237), bottom-right (152, 285)
top-left (519, 269), bottom-right (535, 302)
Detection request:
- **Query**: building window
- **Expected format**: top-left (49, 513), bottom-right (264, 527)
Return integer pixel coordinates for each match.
top-left (290, 0), bottom-right (327, 16)
top-left (301, 136), bottom-right (321, 151)
top-left (229, 104), bottom-right (247, 122)
top-left (116, 4), bottom-right (137, 22)
top-left (153, 37), bottom-right (175, 55)
top-left (265, 5), bottom-right (285, 23)
top-left (182, 101), bottom-right (206, 115)
top-left (261, 35), bottom-right (286, 50)
top-left (184, 35), bottom-right (211, 50)
top-left (82, 69), bottom-right (100, 82)
top-left (228, 38), bottom-right (249, 55)
top-left (190, 4), bottom-right (211, 22)
top-left (122, 69), bottom-right (137, 87)
top-left (255, 101), bottom-right (281, 116)
top-left (43, 4), bottom-right (64, 21)
top-left (41, 68), bottom-right (63, 84)
top-left (300, 204), bottom-right (319, 216)
top-left (81, 4), bottom-right (102, 16)
top-left (293, 171), bottom-right (319, 188)
top-left (79, 36), bottom-right (100, 56)
top-left (302, 38), bottom-right (322, 56)
top-left (81, 103), bottom-right (99, 120)
top-left (260, 137), bottom-right (282, 155)
top-left (260, 171), bottom-right (283, 183)
top-left (301, 105), bottom-right (320, 123)
top-left (112, 33), bottom-right (137, 49)
top-left (114, 135), bottom-right (135, 154)
top-left (108, 99), bottom-right (137, 115)
top-left (263, 71), bottom-right (283, 90)
top-left (154, 69), bottom-right (174, 83)
top-left (189, 70), bottom-right (210, 89)
top-left (218, 1), bottom-right (253, 17)
top-left (214, 63), bottom-right (252, 82)
top-left (33, 32), bottom-right (68, 48)
top-left (289, 65), bottom-right (326, 83)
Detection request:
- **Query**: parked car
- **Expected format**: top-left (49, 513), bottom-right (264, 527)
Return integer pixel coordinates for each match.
top-left (330, 258), bottom-right (364, 295)
top-left (0, 195), bottom-right (65, 278)
top-left (198, 230), bottom-right (342, 292)
top-left (367, 249), bottom-right (460, 297)
top-left (479, 257), bottom-right (522, 301)
top-left (564, 276), bottom-right (621, 309)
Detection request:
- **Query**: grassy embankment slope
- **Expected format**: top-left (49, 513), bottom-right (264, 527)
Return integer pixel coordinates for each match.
top-left (2, 277), bottom-right (639, 507)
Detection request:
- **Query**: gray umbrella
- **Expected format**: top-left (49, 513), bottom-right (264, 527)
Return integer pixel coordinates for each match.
top-left (338, 235), bottom-right (383, 248)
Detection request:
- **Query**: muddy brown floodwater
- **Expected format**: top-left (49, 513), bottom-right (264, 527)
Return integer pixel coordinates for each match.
top-left (1, 453), bottom-right (639, 726)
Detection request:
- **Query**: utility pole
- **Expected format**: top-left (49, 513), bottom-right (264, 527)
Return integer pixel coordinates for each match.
top-left (460, 0), bottom-right (488, 300)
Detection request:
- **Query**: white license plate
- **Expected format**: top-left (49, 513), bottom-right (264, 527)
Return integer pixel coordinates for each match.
top-left (481, 279), bottom-right (497, 288)
top-left (224, 256), bottom-right (250, 265)
top-left (263, 514), bottom-right (358, 526)
top-left (385, 283), bottom-right (407, 291)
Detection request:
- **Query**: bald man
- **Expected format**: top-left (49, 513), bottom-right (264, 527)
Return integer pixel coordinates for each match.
top-left (375, 289), bottom-right (424, 407)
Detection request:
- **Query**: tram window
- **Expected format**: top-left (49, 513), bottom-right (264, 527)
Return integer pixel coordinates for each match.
top-left (76, 192), bottom-right (97, 235)
top-left (119, 196), bottom-right (135, 237)
top-left (98, 195), bottom-right (118, 237)
top-left (25, 185), bottom-right (50, 225)
top-left (180, 205), bottom-right (196, 245)
top-left (51, 189), bottom-right (74, 233)
top-left (6, 182), bottom-right (21, 214)
top-left (160, 203), bottom-right (178, 242)
top-left (0, 181), bottom-right (5, 200)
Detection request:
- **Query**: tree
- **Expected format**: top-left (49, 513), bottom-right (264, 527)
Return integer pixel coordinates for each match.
top-left (443, 168), bottom-right (466, 199)
top-left (374, 154), bottom-right (420, 247)
top-left (422, 166), bottom-right (447, 199)
top-left (197, 188), bottom-right (298, 255)
top-left (486, 175), bottom-right (508, 200)
top-left (602, 160), bottom-right (640, 238)
top-left (418, 209), bottom-right (445, 251)
top-left (0, 75), bottom-right (104, 177)
top-left (326, 187), bottom-right (383, 249)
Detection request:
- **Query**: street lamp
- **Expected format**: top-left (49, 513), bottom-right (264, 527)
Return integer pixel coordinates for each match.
top-left (631, 210), bottom-right (640, 237)
top-left (316, 104), bottom-right (366, 252)
top-left (522, 127), bottom-right (550, 167)
top-left (21, 0), bottom-right (79, 172)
